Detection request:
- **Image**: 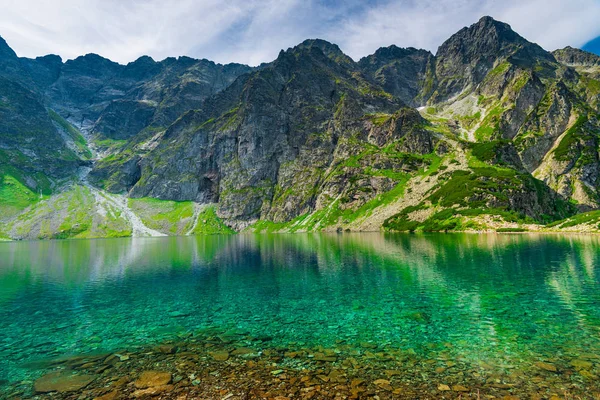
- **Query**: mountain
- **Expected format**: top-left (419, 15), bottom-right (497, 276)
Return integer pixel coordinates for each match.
top-left (2, 17), bottom-right (600, 239)
top-left (89, 39), bottom-right (436, 230)
top-left (0, 37), bottom-right (88, 203)
top-left (426, 16), bottom-right (555, 104)
top-left (358, 46), bottom-right (434, 106)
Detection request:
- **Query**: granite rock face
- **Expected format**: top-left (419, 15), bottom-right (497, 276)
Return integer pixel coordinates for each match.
top-left (123, 40), bottom-right (434, 228)
top-left (0, 43), bottom-right (84, 191)
top-left (358, 46), bottom-right (434, 107)
top-left (427, 16), bottom-right (555, 104)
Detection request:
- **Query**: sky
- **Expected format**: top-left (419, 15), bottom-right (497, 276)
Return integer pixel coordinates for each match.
top-left (0, 0), bottom-right (599, 66)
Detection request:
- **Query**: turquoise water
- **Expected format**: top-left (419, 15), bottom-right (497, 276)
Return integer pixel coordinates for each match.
top-left (1, 233), bottom-right (600, 392)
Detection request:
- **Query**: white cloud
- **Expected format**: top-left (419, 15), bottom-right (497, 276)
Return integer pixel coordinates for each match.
top-left (0, 0), bottom-right (598, 66)
top-left (334, 0), bottom-right (600, 60)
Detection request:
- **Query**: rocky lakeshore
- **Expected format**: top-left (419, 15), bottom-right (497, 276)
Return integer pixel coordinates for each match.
top-left (4, 327), bottom-right (599, 400)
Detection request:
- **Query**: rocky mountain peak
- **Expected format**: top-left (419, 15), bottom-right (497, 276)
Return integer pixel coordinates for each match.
top-left (0, 35), bottom-right (18, 60)
top-left (431, 16), bottom-right (554, 102)
top-left (436, 15), bottom-right (547, 61)
top-left (121, 55), bottom-right (161, 80)
top-left (65, 53), bottom-right (121, 76)
top-left (35, 54), bottom-right (63, 65)
top-left (358, 45), bottom-right (434, 106)
top-left (363, 45), bottom-right (432, 64)
top-left (0, 35), bottom-right (25, 81)
top-left (291, 39), bottom-right (354, 64)
top-left (553, 46), bottom-right (600, 67)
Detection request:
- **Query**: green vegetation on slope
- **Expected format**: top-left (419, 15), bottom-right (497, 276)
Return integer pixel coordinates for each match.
top-left (383, 159), bottom-right (575, 233)
top-left (5, 185), bottom-right (132, 240)
top-left (545, 210), bottom-right (600, 230)
top-left (189, 205), bottom-right (236, 235)
top-left (128, 199), bottom-right (234, 235)
top-left (553, 114), bottom-right (590, 161)
top-left (0, 174), bottom-right (39, 219)
top-left (128, 197), bottom-right (195, 235)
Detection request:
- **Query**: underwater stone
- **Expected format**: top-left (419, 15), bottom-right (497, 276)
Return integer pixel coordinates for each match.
top-left (535, 361), bottom-right (558, 372)
top-left (34, 371), bottom-right (95, 393)
top-left (209, 350), bottom-right (230, 361)
top-left (134, 371), bottom-right (172, 388)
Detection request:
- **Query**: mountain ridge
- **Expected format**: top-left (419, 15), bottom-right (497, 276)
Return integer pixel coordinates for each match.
top-left (2, 17), bottom-right (600, 239)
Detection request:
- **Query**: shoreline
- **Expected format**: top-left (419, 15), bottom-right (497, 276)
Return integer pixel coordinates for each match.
top-left (3, 229), bottom-right (600, 244)
top-left (4, 328), bottom-right (598, 399)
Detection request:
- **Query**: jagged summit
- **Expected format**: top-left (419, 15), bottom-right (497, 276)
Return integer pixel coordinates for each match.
top-left (294, 39), bottom-right (345, 55)
top-left (553, 46), bottom-right (600, 67)
top-left (0, 35), bottom-right (17, 59)
top-left (437, 15), bottom-right (551, 61)
top-left (361, 45), bottom-right (432, 62)
top-left (283, 38), bottom-right (355, 65)
top-left (65, 53), bottom-right (121, 72)
top-left (438, 15), bottom-right (556, 69)
top-left (358, 45), bottom-right (434, 106)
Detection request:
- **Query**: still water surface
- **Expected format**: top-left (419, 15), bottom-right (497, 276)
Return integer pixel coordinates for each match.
top-left (1, 233), bottom-right (599, 392)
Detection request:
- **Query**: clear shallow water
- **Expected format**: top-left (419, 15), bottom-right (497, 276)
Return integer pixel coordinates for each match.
top-left (1, 233), bottom-right (600, 390)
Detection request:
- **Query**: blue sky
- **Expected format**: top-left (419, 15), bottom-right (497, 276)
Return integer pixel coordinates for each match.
top-left (0, 0), bottom-right (599, 65)
top-left (584, 36), bottom-right (600, 55)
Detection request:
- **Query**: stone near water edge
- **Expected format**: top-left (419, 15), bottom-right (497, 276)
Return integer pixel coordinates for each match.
top-left (158, 345), bottom-right (178, 354)
top-left (578, 369), bottom-right (597, 379)
top-left (94, 390), bottom-right (119, 400)
top-left (570, 359), bottom-right (593, 370)
top-left (313, 353), bottom-right (337, 362)
top-left (231, 347), bottom-right (256, 356)
top-left (133, 384), bottom-right (174, 398)
top-left (373, 379), bottom-right (392, 391)
top-left (351, 378), bottom-right (366, 388)
top-left (360, 342), bottom-right (378, 349)
top-left (535, 361), bottom-right (558, 372)
top-left (209, 350), bottom-right (230, 361)
top-left (34, 371), bottom-right (95, 393)
top-left (111, 376), bottom-right (129, 387)
top-left (134, 371), bottom-right (172, 389)
top-left (452, 385), bottom-right (469, 392)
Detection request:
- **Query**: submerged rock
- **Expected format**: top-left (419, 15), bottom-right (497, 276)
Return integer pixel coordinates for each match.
top-left (535, 361), bottom-right (558, 372)
top-left (571, 359), bottom-right (593, 370)
top-left (209, 350), bottom-right (230, 361)
top-left (133, 385), bottom-right (174, 398)
top-left (452, 384), bottom-right (469, 392)
top-left (94, 390), bottom-right (119, 400)
top-left (34, 371), bottom-right (95, 393)
top-left (134, 371), bottom-right (172, 388)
